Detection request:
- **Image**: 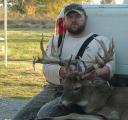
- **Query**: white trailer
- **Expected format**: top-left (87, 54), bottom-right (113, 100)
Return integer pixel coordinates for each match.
top-left (84, 4), bottom-right (128, 85)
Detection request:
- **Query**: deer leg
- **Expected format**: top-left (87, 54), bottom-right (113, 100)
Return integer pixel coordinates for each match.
top-left (98, 107), bottom-right (120, 120)
top-left (120, 110), bottom-right (128, 120)
top-left (36, 97), bottom-right (73, 119)
top-left (37, 113), bottom-right (108, 120)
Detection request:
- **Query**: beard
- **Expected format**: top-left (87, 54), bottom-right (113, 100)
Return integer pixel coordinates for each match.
top-left (67, 21), bottom-right (86, 35)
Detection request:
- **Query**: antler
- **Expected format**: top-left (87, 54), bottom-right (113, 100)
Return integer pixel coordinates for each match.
top-left (33, 33), bottom-right (57, 70)
top-left (33, 33), bottom-right (114, 75)
top-left (33, 34), bottom-right (79, 70)
top-left (75, 37), bottom-right (114, 77)
top-left (94, 37), bottom-right (114, 67)
top-left (83, 37), bottom-right (114, 68)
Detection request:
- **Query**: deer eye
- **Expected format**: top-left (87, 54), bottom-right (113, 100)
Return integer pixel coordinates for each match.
top-left (93, 80), bottom-right (105, 87)
top-left (73, 86), bottom-right (81, 92)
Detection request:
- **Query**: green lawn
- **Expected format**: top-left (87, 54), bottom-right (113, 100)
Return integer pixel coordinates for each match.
top-left (0, 28), bottom-right (54, 99)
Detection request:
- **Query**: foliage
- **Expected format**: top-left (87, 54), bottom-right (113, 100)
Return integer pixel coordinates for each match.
top-left (11, 0), bottom-right (36, 15)
top-left (9, 0), bottom-right (91, 18)
top-left (100, 0), bottom-right (115, 4)
top-left (43, 0), bottom-right (91, 17)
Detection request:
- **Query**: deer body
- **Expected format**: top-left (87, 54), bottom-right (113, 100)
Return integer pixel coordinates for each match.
top-left (60, 74), bottom-right (128, 120)
top-left (38, 74), bottom-right (128, 120)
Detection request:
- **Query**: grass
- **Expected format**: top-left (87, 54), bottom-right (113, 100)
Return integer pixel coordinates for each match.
top-left (0, 27), bottom-right (54, 99)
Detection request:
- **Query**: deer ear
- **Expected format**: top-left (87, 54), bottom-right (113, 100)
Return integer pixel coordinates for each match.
top-left (93, 78), bottom-right (107, 87)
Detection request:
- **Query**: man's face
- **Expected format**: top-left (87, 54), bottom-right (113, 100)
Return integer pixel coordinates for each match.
top-left (65, 11), bottom-right (87, 35)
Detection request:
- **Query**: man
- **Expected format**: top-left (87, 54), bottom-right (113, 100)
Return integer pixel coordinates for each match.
top-left (35, 3), bottom-right (115, 119)
top-left (13, 3), bottom-right (115, 120)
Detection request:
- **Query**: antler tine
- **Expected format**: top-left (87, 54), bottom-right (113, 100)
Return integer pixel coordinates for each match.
top-left (67, 55), bottom-right (73, 69)
top-left (93, 37), bottom-right (114, 67)
top-left (41, 33), bottom-right (56, 58)
top-left (51, 35), bottom-right (59, 58)
top-left (35, 33), bottom-right (109, 71)
top-left (40, 33), bottom-right (59, 62)
top-left (32, 33), bottom-right (43, 71)
top-left (33, 33), bottom-right (50, 71)
top-left (33, 56), bottom-right (44, 71)
top-left (40, 33), bottom-right (46, 56)
top-left (78, 57), bottom-right (95, 76)
top-left (78, 37), bottom-right (114, 74)
top-left (94, 37), bottom-right (108, 55)
top-left (79, 53), bottom-right (102, 68)
top-left (79, 57), bottom-right (87, 71)
top-left (107, 37), bottom-right (114, 60)
top-left (33, 56), bottom-right (36, 71)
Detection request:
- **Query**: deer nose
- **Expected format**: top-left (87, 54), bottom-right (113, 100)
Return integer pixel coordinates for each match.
top-left (61, 100), bottom-right (72, 106)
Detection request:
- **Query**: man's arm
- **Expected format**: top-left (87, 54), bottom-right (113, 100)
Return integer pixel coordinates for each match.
top-left (81, 66), bottom-right (111, 80)
top-left (43, 35), bottom-right (61, 85)
top-left (82, 36), bottom-right (115, 80)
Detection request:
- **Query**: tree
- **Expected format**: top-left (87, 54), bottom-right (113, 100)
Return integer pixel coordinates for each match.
top-left (10, 0), bottom-right (92, 17)
top-left (100, 0), bottom-right (115, 4)
top-left (10, 0), bottom-right (36, 15)
top-left (43, 0), bottom-right (91, 17)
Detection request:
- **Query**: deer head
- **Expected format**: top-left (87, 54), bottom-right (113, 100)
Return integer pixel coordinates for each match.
top-left (59, 36), bottom-right (114, 112)
top-left (60, 72), bottom-right (112, 113)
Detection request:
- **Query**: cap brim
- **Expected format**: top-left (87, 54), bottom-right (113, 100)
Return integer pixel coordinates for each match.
top-left (65, 9), bottom-right (83, 16)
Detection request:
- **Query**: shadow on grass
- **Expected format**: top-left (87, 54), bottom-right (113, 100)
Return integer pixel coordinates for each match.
top-left (10, 96), bottom-right (31, 100)
top-left (19, 83), bottom-right (42, 87)
top-left (1, 81), bottom-right (42, 87)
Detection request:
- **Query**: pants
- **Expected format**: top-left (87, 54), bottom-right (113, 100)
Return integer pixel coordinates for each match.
top-left (35, 98), bottom-right (106, 120)
top-left (12, 84), bottom-right (63, 120)
top-left (36, 98), bottom-right (85, 119)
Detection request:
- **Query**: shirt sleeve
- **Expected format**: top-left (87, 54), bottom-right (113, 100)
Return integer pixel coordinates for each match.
top-left (43, 35), bottom-right (61, 85)
top-left (96, 36), bottom-right (116, 79)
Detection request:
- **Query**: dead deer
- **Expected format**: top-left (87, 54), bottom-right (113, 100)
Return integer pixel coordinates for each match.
top-left (37, 76), bottom-right (128, 120)
top-left (59, 73), bottom-right (128, 120)
top-left (33, 34), bottom-right (128, 120)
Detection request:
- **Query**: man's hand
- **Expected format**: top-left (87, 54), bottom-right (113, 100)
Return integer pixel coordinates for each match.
top-left (81, 66), bottom-right (110, 80)
top-left (59, 65), bottom-right (76, 78)
top-left (81, 70), bottom-right (96, 80)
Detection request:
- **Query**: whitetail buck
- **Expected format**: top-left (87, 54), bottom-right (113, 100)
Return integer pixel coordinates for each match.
top-left (37, 77), bottom-right (128, 120)
top-left (58, 73), bottom-right (128, 120)
top-left (33, 34), bottom-right (128, 120)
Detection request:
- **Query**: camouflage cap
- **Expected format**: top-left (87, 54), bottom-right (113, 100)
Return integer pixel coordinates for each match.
top-left (64, 3), bottom-right (86, 16)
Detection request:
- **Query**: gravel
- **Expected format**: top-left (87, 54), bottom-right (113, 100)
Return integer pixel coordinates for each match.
top-left (0, 98), bottom-right (28, 120)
